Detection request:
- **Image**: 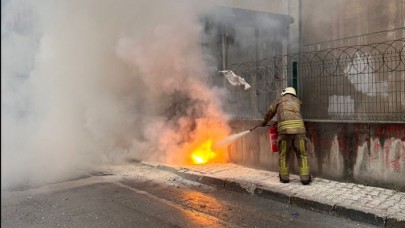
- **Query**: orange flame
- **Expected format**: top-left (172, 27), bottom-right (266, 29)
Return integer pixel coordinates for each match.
top-left (191, 139), bottom-right (216, 164)
top-left (182, 119), bottom-right (230, 165)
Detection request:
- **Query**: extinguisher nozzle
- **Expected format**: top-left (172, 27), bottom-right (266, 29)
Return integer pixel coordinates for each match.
top-left (249, 124), bottom-right (261, 132)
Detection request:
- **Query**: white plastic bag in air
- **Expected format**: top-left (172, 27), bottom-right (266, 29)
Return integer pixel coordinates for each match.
top-left (219, 70), bottom-right (251, 90)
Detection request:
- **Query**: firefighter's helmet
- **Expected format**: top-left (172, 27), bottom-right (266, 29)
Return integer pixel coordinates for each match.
top-left (281, 87), bottom-right (296, 96)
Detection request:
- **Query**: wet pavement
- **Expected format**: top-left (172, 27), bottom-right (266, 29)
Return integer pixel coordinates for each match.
top-left (144, 161), bottom-right (405, 227)
top-left (1, 162), bottom-right (378, 228)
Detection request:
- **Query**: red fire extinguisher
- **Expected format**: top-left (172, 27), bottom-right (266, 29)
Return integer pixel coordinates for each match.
top-left (269, 123), bottom-right (278, 153)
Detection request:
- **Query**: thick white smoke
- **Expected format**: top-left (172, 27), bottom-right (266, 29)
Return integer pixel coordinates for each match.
top-left (1, 0), bottom-right (231, 188)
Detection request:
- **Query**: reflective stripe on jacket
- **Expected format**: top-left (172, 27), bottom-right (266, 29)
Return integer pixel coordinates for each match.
top-left (263, 94), bottom-right (306, 134)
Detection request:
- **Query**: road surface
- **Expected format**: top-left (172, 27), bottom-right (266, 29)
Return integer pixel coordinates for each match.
top-left (1, 162), bottom-right (376, 227)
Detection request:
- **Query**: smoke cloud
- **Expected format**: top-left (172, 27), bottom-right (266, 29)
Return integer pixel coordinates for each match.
top-left (1, 0), bottom-right (231, 188)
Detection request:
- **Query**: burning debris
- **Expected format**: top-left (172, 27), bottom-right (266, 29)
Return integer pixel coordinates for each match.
top-left (178, 118), bottom-right (230, 165)
top-left (191, 139), bottom-right (216, 164)
top-left (188, 123), bottom-right (266, 165)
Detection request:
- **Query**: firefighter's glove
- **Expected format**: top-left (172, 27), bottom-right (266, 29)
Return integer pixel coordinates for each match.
top-left (261, 121), bottom-right (267, 127)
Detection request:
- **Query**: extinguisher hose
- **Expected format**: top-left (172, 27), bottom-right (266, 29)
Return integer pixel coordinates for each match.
top-left (249, 124), bottom-right (261, 132)
top-left (249, 121), bottom-right (276, 132)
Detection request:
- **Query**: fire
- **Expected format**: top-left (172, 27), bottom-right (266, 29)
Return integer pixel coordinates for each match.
top-left (191, 139), bottom-right (216, 164)
top-left (174, 118), bottom-right (230, 165)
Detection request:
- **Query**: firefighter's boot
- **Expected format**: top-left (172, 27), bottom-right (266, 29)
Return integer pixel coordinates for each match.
top-left (300, 175), bottom-right (312, 185)
top-left (279, 174), bottom-right (290, 183)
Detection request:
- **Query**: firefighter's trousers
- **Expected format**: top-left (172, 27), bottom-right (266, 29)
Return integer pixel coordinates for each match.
top-left (278, 134), bottom-right (310, 182)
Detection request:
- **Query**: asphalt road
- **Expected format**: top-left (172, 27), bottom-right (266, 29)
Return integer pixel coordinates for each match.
top-left (1, 163), bottom-right (376, 228)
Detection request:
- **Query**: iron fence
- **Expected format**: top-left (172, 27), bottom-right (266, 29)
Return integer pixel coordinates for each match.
top-left (212, 38), bottom-right (405, 122)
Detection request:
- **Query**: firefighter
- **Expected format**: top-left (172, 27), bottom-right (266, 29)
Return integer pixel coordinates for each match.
top-left (261, 87), bottom-right (311, 185)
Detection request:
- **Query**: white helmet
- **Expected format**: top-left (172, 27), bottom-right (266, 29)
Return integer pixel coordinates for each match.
top-left (281, 87), bottom-right (296, 96)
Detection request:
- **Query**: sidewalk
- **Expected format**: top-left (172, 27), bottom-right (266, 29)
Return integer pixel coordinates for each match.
top-left (141, 161), bottom-right (405, 227)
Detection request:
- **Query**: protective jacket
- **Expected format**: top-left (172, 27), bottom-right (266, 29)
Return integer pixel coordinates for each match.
top-left (262, 94), bottom-right (306, 134)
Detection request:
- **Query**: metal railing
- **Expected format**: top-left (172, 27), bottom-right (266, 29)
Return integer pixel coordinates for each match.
top-left (212, 39), bottom-right (405, 122)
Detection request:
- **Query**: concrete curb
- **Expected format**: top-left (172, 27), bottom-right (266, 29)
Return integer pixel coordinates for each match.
top-left (143, 162), bottom-right (404, 227)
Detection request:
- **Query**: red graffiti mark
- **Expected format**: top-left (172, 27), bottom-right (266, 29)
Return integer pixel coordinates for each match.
top-left (375, 126), bottom-right (383, 137)
top-left (391, 153), bottom-right (405, 169)
top-left (384, 139), bottom-right (395, 166)
top-left (385, 125), bottom-right (405, 135)
top-left (374, 125), bottom-right (405, 138)
top-left (373, 139), bottom-right (381, 152)
top-left (391, 160), bottom-right (399, 169)
top-left (369, 139), bottom-right (380, 162)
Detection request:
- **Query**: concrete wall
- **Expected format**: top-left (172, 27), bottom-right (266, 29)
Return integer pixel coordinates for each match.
top-left (301, 0), bottom-right (404, 49)
top-left (204, 0), bottom-right (300, 54)
top-left (228, 120), bottom-right (405, 190)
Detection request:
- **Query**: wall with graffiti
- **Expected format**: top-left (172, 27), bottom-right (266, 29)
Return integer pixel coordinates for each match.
top-left (228, 120), bottom-right (405, 190)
